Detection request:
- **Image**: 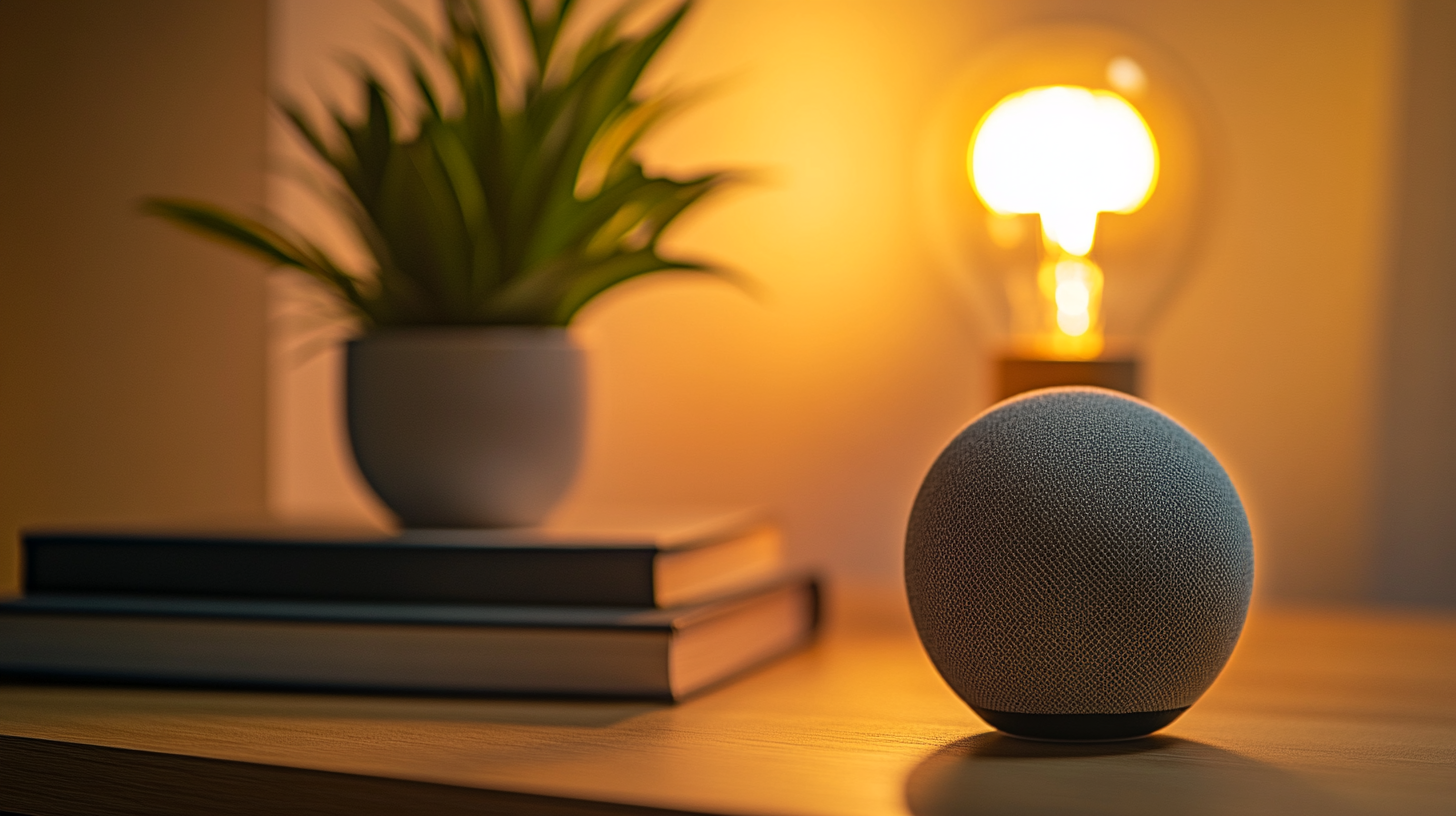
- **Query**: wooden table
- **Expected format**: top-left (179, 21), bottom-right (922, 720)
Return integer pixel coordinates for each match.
top-left (1, 590), bottom-right (1453, 816)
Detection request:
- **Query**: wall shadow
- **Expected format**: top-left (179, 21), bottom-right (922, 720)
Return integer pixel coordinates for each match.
top-left (905, 732), bottom-right (1358, 816)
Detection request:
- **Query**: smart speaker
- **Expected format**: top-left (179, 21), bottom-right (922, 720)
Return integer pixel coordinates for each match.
top-left (905, 387), bottom-right (1253, 741)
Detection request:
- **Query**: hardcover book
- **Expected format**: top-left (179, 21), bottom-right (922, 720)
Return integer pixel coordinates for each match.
top-left (23, 508), bottom-right (780, 609)
top-left (0, 577), bottom-right (818, 700)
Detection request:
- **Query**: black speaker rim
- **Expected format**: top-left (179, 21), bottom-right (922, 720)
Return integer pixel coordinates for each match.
top-left (971, 706), bottom-right (1190, 742)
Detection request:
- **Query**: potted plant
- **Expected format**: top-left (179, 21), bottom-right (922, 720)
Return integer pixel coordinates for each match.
top-left (147, 0), bottom-right (738, 528)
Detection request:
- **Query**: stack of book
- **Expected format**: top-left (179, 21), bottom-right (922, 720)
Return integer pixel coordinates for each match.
top-left (0, 509), bottom-right (817, 700)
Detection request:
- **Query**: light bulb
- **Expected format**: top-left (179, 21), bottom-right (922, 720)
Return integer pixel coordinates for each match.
top-left (918, 25), bottom-right (1211, 397)
top-left (968, 85), bottom-right (1158, 359)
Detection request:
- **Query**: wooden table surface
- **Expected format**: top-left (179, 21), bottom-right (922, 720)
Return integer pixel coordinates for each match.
top-left (0, 590), bottom-right (1453, 816)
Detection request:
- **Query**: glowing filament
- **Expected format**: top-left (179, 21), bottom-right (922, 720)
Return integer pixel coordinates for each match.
top-left (1053, 259), bottom-right (1097, 336)
top-left (1037, 257), bottom-right (1104, 359)
top-left (969, 85), bottom-right (1158, 256)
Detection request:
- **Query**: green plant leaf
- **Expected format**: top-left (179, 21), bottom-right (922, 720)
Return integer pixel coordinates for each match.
top-left (148, 0), bottom-right (743, 329)
top-left (375, 138), bottom-right (476, 319)
top-left (279, 102), bottom-right (343, 177)
top-left (142, 198), bottom-right (381, 324)
top-left (554, 250), bottom-right (708, 324)
top-left (143, 199), bottom-right (307, 268)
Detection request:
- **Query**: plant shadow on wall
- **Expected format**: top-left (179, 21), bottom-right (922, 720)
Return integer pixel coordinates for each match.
top-left (904, 733), bottom-right (1357, 816)
top-left (143, 0), bottom-right (746, 528)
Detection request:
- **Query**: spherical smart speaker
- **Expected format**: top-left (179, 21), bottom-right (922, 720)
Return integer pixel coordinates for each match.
top-left (905, 387), bottom-right (1253, 741)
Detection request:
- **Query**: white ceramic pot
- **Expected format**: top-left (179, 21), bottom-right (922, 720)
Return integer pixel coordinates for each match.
top-left (346, 327), bottom-right (585, 528)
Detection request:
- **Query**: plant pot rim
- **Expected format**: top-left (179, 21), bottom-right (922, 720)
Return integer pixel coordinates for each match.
top-left (349, 326), bottom-right (579, 349)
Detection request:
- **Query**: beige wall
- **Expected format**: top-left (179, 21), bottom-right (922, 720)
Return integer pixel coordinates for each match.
top-left (267, 0), bottom-right (1403, 604)
top-left (0, 1), bottom-right (270, 594)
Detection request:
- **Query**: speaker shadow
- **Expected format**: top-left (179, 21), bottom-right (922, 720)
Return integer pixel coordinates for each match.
top-left (905, 732), bottom-right (1358, 816)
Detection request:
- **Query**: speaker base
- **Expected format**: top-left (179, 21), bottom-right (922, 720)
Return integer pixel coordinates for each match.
top-left (972, 707), bottom-right (1189, 742)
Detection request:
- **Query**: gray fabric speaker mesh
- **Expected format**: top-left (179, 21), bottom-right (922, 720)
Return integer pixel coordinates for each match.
top-left (905, 387), bottom-right (1253, 715)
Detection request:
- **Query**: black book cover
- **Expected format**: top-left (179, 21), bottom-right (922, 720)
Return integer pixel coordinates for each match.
top-left (22, 509), bottom-right (777, 608)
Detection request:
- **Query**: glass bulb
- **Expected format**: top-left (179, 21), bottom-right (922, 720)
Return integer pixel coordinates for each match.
top-left (918, 26), bottom-right (1211, 372)
top-left (964, 85), bottom-right (1159, 359)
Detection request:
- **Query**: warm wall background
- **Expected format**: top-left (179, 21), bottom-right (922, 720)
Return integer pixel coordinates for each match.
top-left (0, 1), bottom-right (269, 595)
top-left (3, 0), bottom-right (1451, 608)
top-left (603, 0), bottom-right (1399, 604)
top-left (270, 0), bottom-right (1407, 604)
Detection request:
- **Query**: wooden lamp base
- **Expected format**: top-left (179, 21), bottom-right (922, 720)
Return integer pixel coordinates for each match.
top-left (997, 358), bottom-right (1139, 401)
